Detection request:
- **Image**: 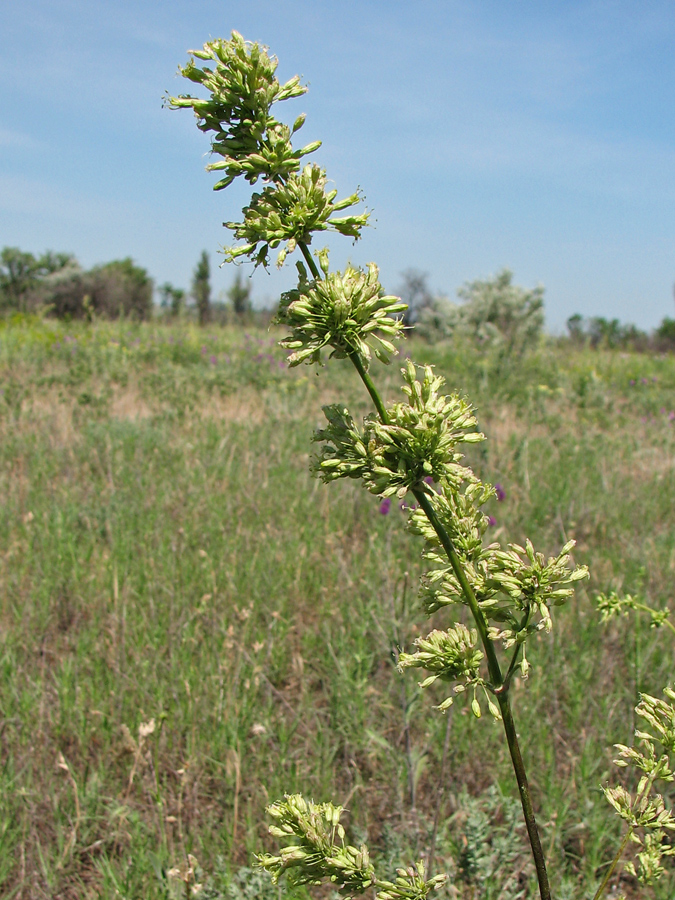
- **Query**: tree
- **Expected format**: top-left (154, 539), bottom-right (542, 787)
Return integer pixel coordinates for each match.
top-left (90, 258), bottom-right (153, 319)
top-left (566, 313), bottom-right (584, 343)
top-left (397, 268), bottom-right (434, 327)
top-left (417, 269), bottom-right (544, 356)
top-left (159, 282), bottom-right (186, 317)
top-left (656, 317), bottom-right (675, 349)
top-left (0, 248), bottom-right (38, 311)
top-left (38, 251), bottom-right (75, 276)
top-left (456, 268), bottom-right (544, 357)
top-left (0, 247), bottom-right (74, 312)
top-left (33, 257), bottom-right (152, 320)
top-left (192, 251), bottom-right (211, 326)
top-left (227, 270), bottom-right (252, 316)
top-left (415, 296), bottom-right (462, 342)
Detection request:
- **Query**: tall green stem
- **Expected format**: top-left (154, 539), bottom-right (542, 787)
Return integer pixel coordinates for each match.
top-left (348, 350), bottom-right (390, 424)
top-left (412, 491), bottom-right (551, 900)
top-left (298, 237), bottom-right (551, 897)
top-left (497, 693), bottom-right (551, 900)
top-left (299, 242), bottom-right (321, 281)
top-left (341, 341), bottom-right (551, 900)
top-left (592, 827), bottom-right (633, 900)
top-left (412, 490), bottom-right (503, 688)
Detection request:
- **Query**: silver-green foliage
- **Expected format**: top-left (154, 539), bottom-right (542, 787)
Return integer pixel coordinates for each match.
top-left (417, 268), bottom-right (544, 357)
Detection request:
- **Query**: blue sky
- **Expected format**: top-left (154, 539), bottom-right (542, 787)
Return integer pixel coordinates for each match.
top-left (2, 0), bottom-right (674, 330)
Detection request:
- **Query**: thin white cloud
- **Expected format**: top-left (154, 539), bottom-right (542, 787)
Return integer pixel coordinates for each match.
top-left (0, 173), bottom-right (131, 222)
top-left (0, 127), bottom-right (39, 150)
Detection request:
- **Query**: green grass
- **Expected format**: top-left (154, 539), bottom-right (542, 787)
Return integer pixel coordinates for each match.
top-left (1, 315), bottom-right (675, 898)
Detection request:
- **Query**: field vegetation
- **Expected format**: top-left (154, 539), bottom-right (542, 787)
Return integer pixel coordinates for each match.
top-left (1, 314), bottom-right (675, 898)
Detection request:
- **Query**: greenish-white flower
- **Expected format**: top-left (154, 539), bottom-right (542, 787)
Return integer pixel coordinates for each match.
top-left (258, 794), bottom-right (447, 900)
top-left (278, 261), bottom-right (406, 366)
top-left (603, 688), bottom-right (675, 886)
top-left (225, 164), bottom-right (369, 268)
top-left (417, 512), bottom-right (587, 646)
top-left (376, 862), bottom-right (447, 900)
top-left (257, 794), bottom-right (376, 892)
top-left (168, 31), bottom-right (319, 189)
top-left (313, 362), bottom-right (484, 497)
top-left (398, 624), bottom-right (483, 685)
top-left (398, 625), bottom-right (494, 714)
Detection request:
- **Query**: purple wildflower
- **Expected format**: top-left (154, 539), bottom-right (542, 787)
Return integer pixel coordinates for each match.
top-left (201, 345), bottom-right (207, 355)
top-left (209, 355), bottom-right (217, 365)
top-left (629, 379), bottom-right (635, 386)
top-left (487, 515), bottom-right (497, 527)
top-left (379, 498), bottom-right (391, 515)
top-left (669, 412), bottom-right (675, 421)
top-left (423, 475), bottom-right (434, 484)
top-left (495, 483), bottom-right (506, 502)
top-left (642, 378), bottom-right (648, 385)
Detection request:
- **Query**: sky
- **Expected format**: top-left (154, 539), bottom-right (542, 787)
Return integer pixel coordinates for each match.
top-left (2, 0), bottom-right (674, 331)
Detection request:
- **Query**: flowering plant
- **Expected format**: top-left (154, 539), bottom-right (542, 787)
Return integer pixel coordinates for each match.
top-left (168, 31), bottom-right (665, 900)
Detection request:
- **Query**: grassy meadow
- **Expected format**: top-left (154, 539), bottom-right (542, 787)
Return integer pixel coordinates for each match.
top-left (1, 315), bottom-right (675, 899)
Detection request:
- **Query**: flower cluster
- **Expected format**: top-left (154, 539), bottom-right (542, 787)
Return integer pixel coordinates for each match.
top-left (604, 689), bottom-right (675, 884)
top-left (411, 493), bottom-right (586, 629)
top-left (487, 539), bottom-right (588, 641)
top-left (313, 362), bottom-right (484, 496)
top-left (411, 493), bottom-right (587, 675)
top-left (169, 32), bottom-right (368, 270)
top-left (277, 260), bottom-right (406, 366)
top-left (409, 484), bottom-right (498, 616)
top-left (398, 625), bottom-right (482, 687)
top-left (398, 625), bottom-right (499, 716)
top-left (257, 794), bottom-right (446, 900)
top-left (258, 795), bottom-right (376, 893)
top-left (312, 359), bottom-right (586, 705)
top-left (168, 31), bottom-right (319, 188)
top-left (225, 164), bottom-right (370, 268)
top-left (376, 863), bottom-right (446, 900)
top-left (595, 589), bottom-right (672, 630)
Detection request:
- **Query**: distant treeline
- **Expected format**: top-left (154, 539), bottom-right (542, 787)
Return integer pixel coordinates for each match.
top-left (399, 268), bottom-right (675, 354)
top-left (566, 313), bottom-right (675, 351)
top-left (3, 248), bottom-right (674, 351)
top-left (0, 246), bottom-right (255, 324)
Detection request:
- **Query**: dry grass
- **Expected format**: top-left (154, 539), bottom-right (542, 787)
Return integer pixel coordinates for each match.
top-left (1, 320), bottom-right (675, 898)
